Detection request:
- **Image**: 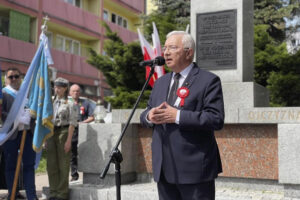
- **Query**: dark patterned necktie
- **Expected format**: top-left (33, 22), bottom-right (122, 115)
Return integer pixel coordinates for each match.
top-left (167, 73), bottom-right (181, 105)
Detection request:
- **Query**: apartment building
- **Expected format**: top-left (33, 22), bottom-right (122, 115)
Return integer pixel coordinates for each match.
top-left (0, 0), bottom-right (145, 99)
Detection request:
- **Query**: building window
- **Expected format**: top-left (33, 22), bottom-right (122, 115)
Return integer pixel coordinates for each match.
top-left (75, 0), bottom-right (81, 7)
top-left (110, 13), bottom-right (128, 29)
top-left (103, 10), bottom-right (109, 21)
top-left (117, 16), bottom-right (122, 26)
top-left (55, 35), bottom-right (81, 55)
top-left (64, 0), bottom-right (82, 8)
top-left (82, 85), bottom-right (98, 96)
top-left (45, 32), bottom-right (53, 48)
top-left (111, 13), bottom-right (116, 23)
top-left (56, 35), bottom-right (64, 51)
top-left (0, 16), bottom-right (9, 36)
top-left (123, 19), bottom-right (127, 29)
top-left (73, 41), bottom-right (80, 55)
top-left (103, 88), bottom-right (113, 97)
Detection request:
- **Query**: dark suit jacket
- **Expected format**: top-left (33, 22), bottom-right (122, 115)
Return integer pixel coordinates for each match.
top-left (140, 63), bottom-right (225, 184)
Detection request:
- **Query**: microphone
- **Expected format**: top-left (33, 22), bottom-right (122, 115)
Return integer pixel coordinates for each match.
top-left (139, 56), bottom-right (165, 67)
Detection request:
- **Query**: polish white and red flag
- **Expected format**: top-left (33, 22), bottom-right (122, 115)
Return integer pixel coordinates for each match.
top-left (152, 22), bottom-right (165, 80)
top-left (137, 23), bottom-right (165, 88)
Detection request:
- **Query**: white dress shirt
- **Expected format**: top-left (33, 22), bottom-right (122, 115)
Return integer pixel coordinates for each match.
top-left (146, 63), bottom-right (193, 125)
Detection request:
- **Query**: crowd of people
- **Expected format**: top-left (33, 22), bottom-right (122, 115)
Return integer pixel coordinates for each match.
top-left (0, 69), bottom-right (95, 200)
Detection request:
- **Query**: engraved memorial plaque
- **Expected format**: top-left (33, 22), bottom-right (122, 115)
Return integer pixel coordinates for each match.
top-left (196, 10), bottom-right (237, 70)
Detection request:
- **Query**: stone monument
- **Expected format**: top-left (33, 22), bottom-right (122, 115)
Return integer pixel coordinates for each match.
top-left (191, 0), bottom-right (300, 198)
top-left (191, 0), bottom-right (269, 110)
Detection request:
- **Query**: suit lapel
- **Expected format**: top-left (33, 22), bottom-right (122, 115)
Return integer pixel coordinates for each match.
top-left (182, 63), bottom-right (199, 90)
top-left (160, 73), bottom-right (173, 103)
top-left (178, 64), bottom-right (199, 110)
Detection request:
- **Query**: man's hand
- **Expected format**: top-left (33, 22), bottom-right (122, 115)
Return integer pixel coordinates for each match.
top-left (18, 108), bottom-right (31, 125)
top-left (64, 139), bottom-right (71, 153)
top-left (148, 102), bottom-right (177, 124)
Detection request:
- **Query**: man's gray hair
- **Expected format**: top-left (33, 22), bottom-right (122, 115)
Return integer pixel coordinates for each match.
top-left (166, 31), bottom-right (195, 51)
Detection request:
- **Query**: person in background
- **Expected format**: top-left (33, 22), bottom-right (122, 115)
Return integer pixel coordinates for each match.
top-left (140, 31), bottom-right (225, 200)
top-left (47, 77), bottom-right (77, 200)
top-left (69, 84), bottom-right (95, 182)
top-left (2, 67), bottom-right (38, 200)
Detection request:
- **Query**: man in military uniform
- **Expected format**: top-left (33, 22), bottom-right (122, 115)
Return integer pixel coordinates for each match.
top-left (69, 84), bottom-right (95, 181)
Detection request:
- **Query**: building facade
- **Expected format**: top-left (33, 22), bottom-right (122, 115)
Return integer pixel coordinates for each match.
top-left (0, 0), bottom-right (145, 99)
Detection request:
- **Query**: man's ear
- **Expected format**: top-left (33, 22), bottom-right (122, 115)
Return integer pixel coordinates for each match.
top-left (186, 49), bottom-right (193, 60)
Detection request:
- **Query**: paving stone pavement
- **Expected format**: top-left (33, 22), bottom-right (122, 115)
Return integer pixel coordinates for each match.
top-left (0, 173), bottom-right (300, 200)
top-left (215, 187), bottom-right (298, 200)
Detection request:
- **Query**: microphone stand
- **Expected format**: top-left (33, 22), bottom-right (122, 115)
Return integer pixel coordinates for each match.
top-left (100, 66), bottom-right (155, 200)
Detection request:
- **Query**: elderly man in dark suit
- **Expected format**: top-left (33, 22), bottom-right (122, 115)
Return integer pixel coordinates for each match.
top-left (140, 31), bottom-right (225, 200)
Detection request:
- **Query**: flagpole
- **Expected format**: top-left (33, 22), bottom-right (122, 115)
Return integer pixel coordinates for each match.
top-left (10, 15), bottom-right (51, 200)
top-left (10, 130), bottom-right (27, 200)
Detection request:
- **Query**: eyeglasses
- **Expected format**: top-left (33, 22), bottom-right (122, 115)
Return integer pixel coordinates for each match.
top-left (7, 75), bottom-right (20, 80)
top-left (162, 46), bottom-right (190, 52)
top-left (162, 45), bottom-right (179, 52)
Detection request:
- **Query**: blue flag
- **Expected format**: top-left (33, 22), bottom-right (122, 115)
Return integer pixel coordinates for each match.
top-left (0, 39), bottom-right (43, 144)
top-left (29, 34), bottom-right (54, 152)
top-left (0, 33), bottom-right (54, 153)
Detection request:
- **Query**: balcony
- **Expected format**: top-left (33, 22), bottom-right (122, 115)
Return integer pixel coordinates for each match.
top-left (107, 21), bottom-right (138, 43)
top-left (119, 0), bottom-right (144, 13)
top-left (42, 0), bottom-right (100, 34)
top-left (0, 35), bottom-right (36, 64)
top-left (50, 48), bottom-right (99, 80)
top-left (0, 35), bottom-right (99, 85)
top-left (7, 0), bottom-right (39, 11)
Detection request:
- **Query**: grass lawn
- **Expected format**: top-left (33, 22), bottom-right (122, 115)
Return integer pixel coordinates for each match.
top-left (35, 150), bottom-right (47, 174)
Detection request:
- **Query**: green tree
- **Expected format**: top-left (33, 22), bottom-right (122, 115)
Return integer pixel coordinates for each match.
top-left (88, 23), bottom-right (151, 108)
top-left (254, 0), bottom-right (300, 42)
top-left (142, 0), bottom-right (190, 43)
top-left (254, 0), bottom-right (300, 106)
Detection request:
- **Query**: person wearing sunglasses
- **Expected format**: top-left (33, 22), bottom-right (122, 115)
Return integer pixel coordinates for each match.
top-left (1, 67), bottom-right (38, 200)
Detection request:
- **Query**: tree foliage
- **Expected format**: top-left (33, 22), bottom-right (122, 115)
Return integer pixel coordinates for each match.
top-left (254, 0), bottom-right (300, 106)
top-left (87, 2), bottom-right (192, 109)
top-left (254, 0), bottom-right (300, 41)
top-left (88, 23), bottom-right (150, 108)
top-left (88, 0), bottom-right (300, 108)
top-left (142, 0), bottom-right (190, 43)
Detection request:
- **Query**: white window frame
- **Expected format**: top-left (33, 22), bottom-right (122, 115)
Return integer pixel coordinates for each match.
top-left (45, 31), bottom-right (53, 48)
top-left (64, 0), bottom-right (82, 8)
top-left (56, 34), bottom-right (81, 55)
top-left (122, 17), bottom-right (128, 29)
top-left (103, 9), bottom-right (109, 21)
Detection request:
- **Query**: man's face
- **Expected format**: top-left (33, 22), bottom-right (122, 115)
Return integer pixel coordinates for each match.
top-left (6, 70), bottom-right (21, 90)
top-left (70, 85), bottom-right (81, 100)
top-left (163, 34), bottom-right (190, 73)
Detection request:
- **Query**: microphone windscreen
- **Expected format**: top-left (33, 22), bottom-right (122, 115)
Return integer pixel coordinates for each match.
top-left (155, 56), bottom-right (165, 66)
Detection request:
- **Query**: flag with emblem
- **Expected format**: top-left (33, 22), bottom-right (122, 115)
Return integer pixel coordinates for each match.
top-left (28, 33), bottom-right (54, 152)
top-left (0, 33), bottom-right (53, 147)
